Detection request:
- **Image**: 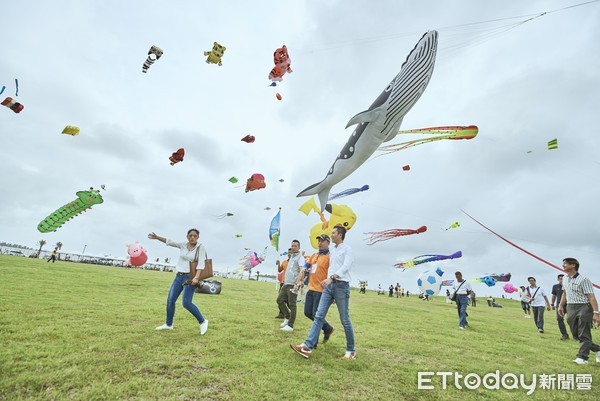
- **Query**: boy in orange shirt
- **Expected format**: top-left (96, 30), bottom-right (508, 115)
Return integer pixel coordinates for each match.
top-left (300, 234), bottom-right (334, 346)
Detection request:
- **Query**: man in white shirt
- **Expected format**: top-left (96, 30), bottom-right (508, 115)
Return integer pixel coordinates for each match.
top-left (276, 240), bottom-right (305, 332)
top-left (525, 277), bottom-right (552, 333)
top-left (452, 271), bottom-right (473, 329)
top-left (558, 257), bottom-right (600, 365)
top-left (291, 225), bottom-right (356, 360)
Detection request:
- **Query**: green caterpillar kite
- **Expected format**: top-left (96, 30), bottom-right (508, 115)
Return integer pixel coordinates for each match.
top-left (37, 188), bottom-right (104, 233)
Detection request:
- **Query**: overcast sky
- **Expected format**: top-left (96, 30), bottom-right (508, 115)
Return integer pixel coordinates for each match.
top-left (1, 0), bottom-right (599, 296)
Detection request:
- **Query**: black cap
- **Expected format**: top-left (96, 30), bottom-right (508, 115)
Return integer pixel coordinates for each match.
top-left (316, 234), bottom-right (330, 242)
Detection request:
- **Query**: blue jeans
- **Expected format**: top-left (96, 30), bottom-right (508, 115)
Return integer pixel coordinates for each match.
top-left (304, 290), bottom-right (333, 346)
top-left (305, 281), bottom-right (354, 352)
top-left (456, 294), bottom-right (469, 328)
top-left (166, 273), bottom-right (205, 326)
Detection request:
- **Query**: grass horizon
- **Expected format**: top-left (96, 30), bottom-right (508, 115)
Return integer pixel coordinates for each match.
top-left (1, 255), bottom-right (598, 400)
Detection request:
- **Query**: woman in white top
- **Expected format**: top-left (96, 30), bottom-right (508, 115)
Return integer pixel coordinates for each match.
top-left (148, 228), bottom-right (209, 335)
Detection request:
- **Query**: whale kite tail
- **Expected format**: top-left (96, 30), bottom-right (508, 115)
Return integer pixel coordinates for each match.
top-left (297, 180), bottom-right (331, 212)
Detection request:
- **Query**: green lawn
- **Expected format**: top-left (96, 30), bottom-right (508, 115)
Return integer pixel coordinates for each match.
top-left (0, 255), bottom-right (598, 400)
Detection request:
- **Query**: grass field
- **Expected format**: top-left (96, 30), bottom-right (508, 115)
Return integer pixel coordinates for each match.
top-left (1, 255), bottom-right (598, 400)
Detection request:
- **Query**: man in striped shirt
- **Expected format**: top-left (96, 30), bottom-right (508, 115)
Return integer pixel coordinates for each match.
top-left (558, 257), bottom-right (600, 365)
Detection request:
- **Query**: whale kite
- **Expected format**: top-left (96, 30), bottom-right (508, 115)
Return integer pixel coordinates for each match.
top-left (297, 31), bottom-right (439, 210)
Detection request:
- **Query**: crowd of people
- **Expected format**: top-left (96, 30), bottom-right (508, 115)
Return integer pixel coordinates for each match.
top-left (23, 227), bottom-right (600, 366)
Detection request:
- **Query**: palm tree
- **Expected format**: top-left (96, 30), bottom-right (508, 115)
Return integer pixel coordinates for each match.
top-left (37, 239), bottom-right (46, 258)
top-left (56, 242), bottom-right (63, 251)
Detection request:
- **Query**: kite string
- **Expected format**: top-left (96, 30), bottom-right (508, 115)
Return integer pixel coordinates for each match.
top-left (296, 0), bottom-right (600, 55)
top-left (460, 209), bottom-right (600, 290)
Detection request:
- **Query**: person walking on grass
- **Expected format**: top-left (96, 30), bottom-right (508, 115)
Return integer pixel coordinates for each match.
top-left (452, 271), bottom-right (472, 329)
top-left (551, 274), bottom-right (570, 341)
top-left (148, 229), bottom-right (209, 335)
top-left (558, 258), bottom-right (600, 365)
top-left (291, 225), bottom-right (356, 360)
top-left (525, 277), bottom-right (552, 333)
top-left (47, 248), bottom-right (58, 263)
top-left (275, 249), bottom-right (292, 319)
top-left (299, 234), bottom-right (334, 347)
top-left (276, 240), bottom-right (305, 332)
top-left (519, 286), bottom-right (532, 318)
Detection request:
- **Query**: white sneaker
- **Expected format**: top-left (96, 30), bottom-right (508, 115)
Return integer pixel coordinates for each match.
top-left (573, 357), bottom-right (588, 365)
top-left (280, 325), bottom-right (294, 332)
top-left (155, 324), bottom-right (173, 330)
top-left (596, 351), bottom-right (600, 363)
top-left (280, 319), bottom-right (289, 328)
top-left (200, 320), bottom-right (209, 335)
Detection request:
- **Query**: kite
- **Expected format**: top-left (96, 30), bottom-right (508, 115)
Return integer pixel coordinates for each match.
top-left (229, 176), bottom-right (238, 183)
top-left (142, 45), bottom-right (163, 73)
top-left (126, 242), bottom-right (148, 267)
top-left (14, 78), bottom-right (18, 96)
top-left (204, 42), bottom-right (226, 66)
top-left (215, 212), bottom-right (234, 219)
top-left (276, 93), bottom-right (282, 101)
top-left (269, 45), bottom-right (293, 82)
top-left (62, 126), bottom-right (80, 136)
top-left (2, 97), bottom-right (24, 113)
top-left (461, 209), bottom-right (600, 290)
top-left (377, 125), bottom-right (478, 156)
top-left (169, 148), bottom-right (185, 165)
top-left (503, 283), bottom-right (518, 293)
top-left (445, 222), bottom-right (460, 230)
top-left (402, 165), bottom-right (410, 171)
top-left (269, 208), bottom-right (281, 251)
top-left (264, 207), bottom-right (272, 211)
top-left (328, 185), bottom-right (370, 201)
top-left (37, 188), bottom-right (104, 233)
top-left (470, 273), bottom-right (512, 287)
top-left (245, 173), bottom-right (266, 192)
top-left (299, 198), bottom-right (357, 249)
top-left (241, 135), bottom-right (255, 143)
top-left (364, 226), bottom-right (427, 245)
top-left (240, 247), bottom-right (267, 271)
top-left (547, 138), bottom-right (558, 150)
top-left (278, 179), bottom-right (284, 182)
top-left (234, 234), bottom-right (243, 238)
top-left (0, 86), bottom-right (5, 95)
top-left (297, 31), bottom-right (439, 211)
top-left (395, 251), bottom-right (462, 271)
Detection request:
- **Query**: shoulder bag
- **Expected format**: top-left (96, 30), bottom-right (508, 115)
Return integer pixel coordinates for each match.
top-left (451, 281), bottom-right (466, 302)
top-left (190, 245), bottom-right (213, 281)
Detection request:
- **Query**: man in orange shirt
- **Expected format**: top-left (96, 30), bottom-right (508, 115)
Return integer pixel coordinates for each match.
top-left (300, 234), bottom-right (334, 346)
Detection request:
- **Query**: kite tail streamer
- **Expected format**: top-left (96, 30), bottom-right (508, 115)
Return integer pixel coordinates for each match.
top-left (461, 209), bottom-right (600, 290)
top-left (0, 86), bottom-right (5, 95)
top-left (37, 189), bottom-right (104, 233)
top-left (14, 79), bottom-right (18, 96)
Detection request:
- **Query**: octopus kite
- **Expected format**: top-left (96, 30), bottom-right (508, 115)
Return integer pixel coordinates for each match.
top-left (377, 125), bottom-right (478, 156)
top-left (395, 251), bottom-right (462, 271)
top-left (37, 188), bottom-right (104, 233)
top-left (328, 185), bottom-right (369, 201)
top-left (364, 226), bottom-right (427, 245)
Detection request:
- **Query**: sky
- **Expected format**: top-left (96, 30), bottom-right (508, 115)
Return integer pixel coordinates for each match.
top-left (1, 0), bottom-right (600, 297)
